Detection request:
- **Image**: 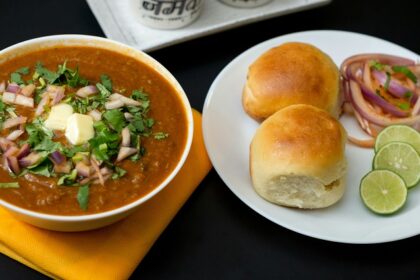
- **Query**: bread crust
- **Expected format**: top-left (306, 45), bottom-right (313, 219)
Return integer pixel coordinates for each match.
top-left (243, 42), bottom-right (341, 121)
top-left (250, 104), bottom-right (347, 209)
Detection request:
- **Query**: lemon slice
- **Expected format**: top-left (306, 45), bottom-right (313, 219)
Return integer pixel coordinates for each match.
top-left (373, 142), bottom-right (420, 188)
top-left (360, 170), bottom-right (407, 214)
top-left (375, 125), bottom-right (420, 154)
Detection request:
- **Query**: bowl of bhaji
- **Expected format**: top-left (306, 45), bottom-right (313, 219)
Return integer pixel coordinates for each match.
top-left (0, 35), bottom-right (193, 231)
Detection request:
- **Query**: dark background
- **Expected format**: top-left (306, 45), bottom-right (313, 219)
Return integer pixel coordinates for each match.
top-left (1, 0), bottom-right (420, 279)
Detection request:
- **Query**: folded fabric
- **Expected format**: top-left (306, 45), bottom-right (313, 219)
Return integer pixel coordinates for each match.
top-left (0, 110), bottom-right (212, 279)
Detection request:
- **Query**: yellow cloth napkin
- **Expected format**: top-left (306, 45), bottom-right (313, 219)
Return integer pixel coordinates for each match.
top-left (0, 110), bottom-right (212, 280)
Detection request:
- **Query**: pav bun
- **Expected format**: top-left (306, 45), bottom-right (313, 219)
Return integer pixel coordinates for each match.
top-left (250, 104), bottom-right (347, 209)
top-left (243, 42), bottom-right (341, 121)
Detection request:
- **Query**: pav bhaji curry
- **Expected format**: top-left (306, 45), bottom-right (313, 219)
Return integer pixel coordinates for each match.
top-left (0, 46), bottom-right (188, 215)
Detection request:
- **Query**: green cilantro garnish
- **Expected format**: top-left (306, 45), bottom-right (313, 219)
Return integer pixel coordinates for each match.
top-left (397, 102), bottom-right (410, 110)
top-left (392, 65), bottom-right (417, 83)
top-left (77, 184), bottom-right (90, 211)
top-left (100, 74), bottom-right (112, 92)
top-left (35, 62), bottom-right (60, 84)
top-left (103, 109), bottom-right (126, 132)
top-left (58, 169), bottom-right (78, 186)
top-left (0, 182), bottom-right (20, 188)
top-left (384, 72), bottom-right (391, 90)
top-left (370, 60), bottom-right (385, 71)
top-left (28, 160), bottom-right (53, 177)
top-left (131, 89), bottom-right (148, 101)
top-left (404, 91), bottom-right (413, 99)
top-left (154, 132), bottom-right (169, 140)
top-left (112, 166), bottom-right (127, 180)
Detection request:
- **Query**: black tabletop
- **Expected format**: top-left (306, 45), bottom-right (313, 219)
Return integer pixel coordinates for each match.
top-left (1, 0), bottom-right (420, 279)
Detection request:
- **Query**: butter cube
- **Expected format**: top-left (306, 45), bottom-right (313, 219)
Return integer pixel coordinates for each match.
top-left (65, 113), bottom-right (94, 145)
top-left (44, 103), bottom-right (74, 131)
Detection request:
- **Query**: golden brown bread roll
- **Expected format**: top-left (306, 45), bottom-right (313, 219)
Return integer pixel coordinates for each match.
top-left (243, 42), bottom-right (341, 121)
top-left (250, 104), bottom-right (347, 209)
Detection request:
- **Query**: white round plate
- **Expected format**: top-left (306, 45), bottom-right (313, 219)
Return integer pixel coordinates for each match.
top-left (202, 30), bottom-right (420, 244)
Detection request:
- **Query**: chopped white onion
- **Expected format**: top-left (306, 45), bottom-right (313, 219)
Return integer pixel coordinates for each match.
top-left (110, 93), bottom-right (141, 107)
top-left (6, 130), bottom-right (24, 141)
top-left (20, 84), bottom-right (36, 97)
top-left (2, 92), bottom-right (16, 104)
top-left (88, 109), bottom-right (102, 121)
top-left (105, 99), bottom-right (125, 110)
top-left (121, 127), bottom-right (131, 147)
top-left (3, 116), bottom-right (27, 129)
top-left (14, 94), bottom-right (34, 108)
top-left (76, 85), bottom-right (98, 98)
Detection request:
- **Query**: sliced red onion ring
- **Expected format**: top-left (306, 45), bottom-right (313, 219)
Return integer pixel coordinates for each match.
top-left (3, 116), bottom-right (27, 129)
top-left (349, 80), bottom-right (420, 126)
top-left (76, 85), bottom-right (98, 98)
top-left (6, 83), bottom-right (21, 94)
top-left (341, 54), bottom-right (415, 75)
top-left (116, 147), bottom-right (138, 162)
top-left (371, 70), bottom-right (416, 102)
top-left (357, 81), bottom-right (408, 117)
top-left (6, 130), bottom-right (24, 141)
top-left (20, 84), bottom-right (36, 97)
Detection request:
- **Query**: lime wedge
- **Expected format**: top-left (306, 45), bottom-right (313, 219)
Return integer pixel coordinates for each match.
top-left (375, 125), bottom-right (420, 154)
top-left (373, 142), bottom-right (420, 188)
top-left (360, 170), bottom-right (407, 214)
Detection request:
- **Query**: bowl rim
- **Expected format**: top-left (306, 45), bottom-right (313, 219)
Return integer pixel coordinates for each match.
top-left (0, 34), bottom-right (194, 222)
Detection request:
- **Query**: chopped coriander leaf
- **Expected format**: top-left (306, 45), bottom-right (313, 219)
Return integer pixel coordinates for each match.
top-left (384, 72), bottom-right (391, 90)
top-left (62, 145), bottom-right (89, 158)
top-left (100, 74), bottom-right (112, 91)
top-left (370, 60), bottom-right (384, 71)
top-left (58, 169), bottom-right (78, 186)
top-left (89, 121), bottom-right (120, 161)
top-left (0, 100), bottom-right (9, 129)
top-left (154, 132), bottom-right (169, 140)
top-left (29, 160), bottom-right (53, 177)
top-left (10, 72), bottom-right (25, 85)
top-left (404, 91), bottom-right (413, 99)
top-left (25, 118), bottom-right (54, 147)
top-left (0, 182), bottom-right (20, 188)
top-left (131, 89), bottom-right (148, 101)
top-left (35, 62), bottom-right (60, 84)
top-left (96, 83), bottom-right (111, 98)
top-left (16, 67), bottom-right (30, 75)
top-left (392, 65), bottom-right (418, 83)
top-left (112, 166), bottom-right (127, 180)
top-left (77, 184), bottom-right (90, 211)
top-left (26, 152), bottom-right (49, 169)
top-left (103, 109), bottom-right (126, 132)
top-left (397, 103), bottom-right (410, 110)
top-left (33, 137), bottom-right (62, 152)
